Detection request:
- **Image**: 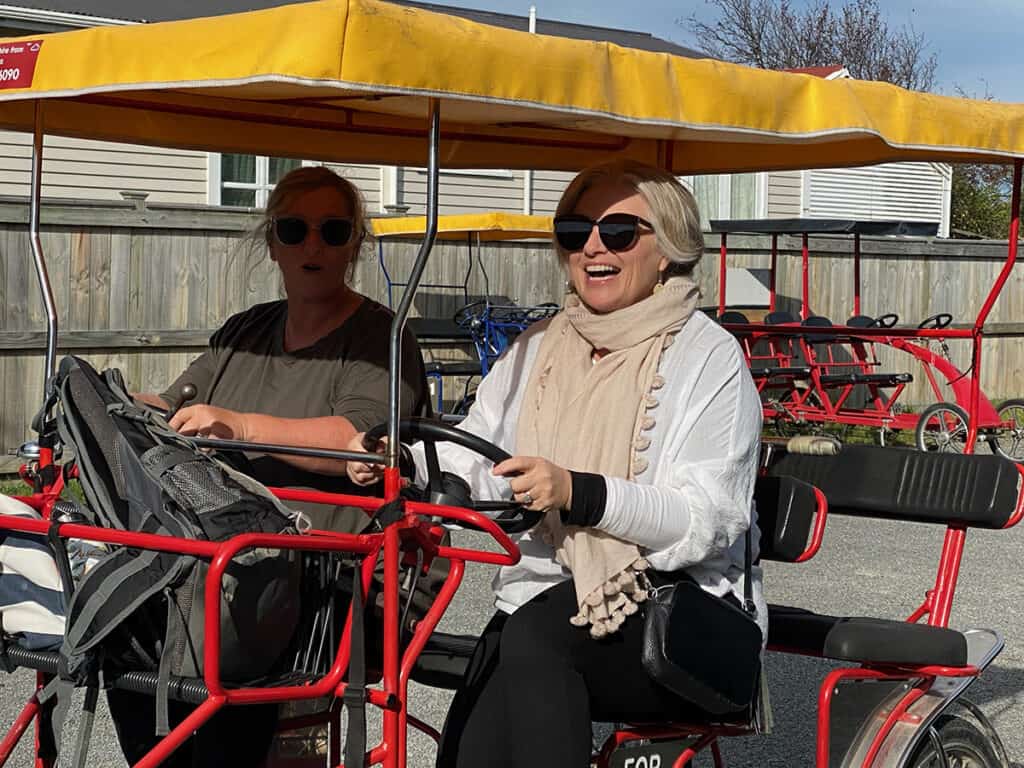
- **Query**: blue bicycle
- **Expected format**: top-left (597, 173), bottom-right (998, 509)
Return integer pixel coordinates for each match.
top-left (425, 299), bottom-right (559, 419)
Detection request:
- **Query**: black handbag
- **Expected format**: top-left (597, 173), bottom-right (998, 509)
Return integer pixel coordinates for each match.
top-left (640, 530), bottom-right (763, 715)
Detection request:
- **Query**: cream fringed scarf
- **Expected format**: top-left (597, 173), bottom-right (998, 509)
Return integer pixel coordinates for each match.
top-left (516, 276), bottom-right (700, 638)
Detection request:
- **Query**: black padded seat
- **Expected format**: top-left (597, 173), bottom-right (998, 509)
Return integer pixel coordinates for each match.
top-left (818, 372), bottom-right (912, 387)
top-left (766, 444), bottom-right (1022, 529)
top-left (754, 475), bottom-right (821, 563)
top-left (749, 366), bottom-right (811, 379)
top-left (718, 311), bottom-right (750, 324)
top-left (846, 315), bottom-right (876, 328)
top-left (766, 605), bottom-right (967, 667)
top-left (764, 311), bottom-right (797, 325)
top-left (802, 315), bottom-right (832, 327)
top-left (408, 318), bottom-right (474, 342)
top-left (409, 632), bottom-right (476, 690)
top-left (424, 361), bottom-right (483, 377)
top-left (802, 316), bottom-right (834, 344)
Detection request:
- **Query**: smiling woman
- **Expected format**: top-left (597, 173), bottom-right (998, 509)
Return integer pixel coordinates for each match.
top-left (348, 160), bottom-right (763, 768)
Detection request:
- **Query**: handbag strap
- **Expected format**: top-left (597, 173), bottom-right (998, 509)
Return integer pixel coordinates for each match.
top-left (743, 528), bottom-right (755, 614)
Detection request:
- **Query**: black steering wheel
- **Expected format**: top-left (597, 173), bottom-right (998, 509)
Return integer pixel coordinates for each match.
top-left (917, 312), bottom-right (953, 330)
top-left (871, 313), bottom-right (899, 329)
top-left (453, 300), bottom-right (488, 330)
top-left (364, 418), bottom-right (543, 533)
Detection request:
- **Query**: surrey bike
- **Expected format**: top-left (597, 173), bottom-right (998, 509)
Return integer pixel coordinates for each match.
top-left (0, 1), bottom-right (1022, 765)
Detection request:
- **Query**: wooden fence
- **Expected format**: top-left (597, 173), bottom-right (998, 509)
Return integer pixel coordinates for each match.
top-left (0, 197), bottom-right (1021, 469)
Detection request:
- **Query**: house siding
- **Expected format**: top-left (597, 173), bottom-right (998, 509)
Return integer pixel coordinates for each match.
top-left (400, 168), bottom-right (526, 215)
top-left (530, 170), bottom-right (576, 214)
top-left (804, 162), bottom-right (951, 236)
top-left (324, 162), bottom-right (381, 212)
top-left (0, 131), bottom-right (207, 203)
top-left (766, 170), bottom-right (802, 218)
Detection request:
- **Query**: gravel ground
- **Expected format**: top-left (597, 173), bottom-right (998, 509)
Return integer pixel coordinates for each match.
top-left (2, 513), bottom-right (1023, 767)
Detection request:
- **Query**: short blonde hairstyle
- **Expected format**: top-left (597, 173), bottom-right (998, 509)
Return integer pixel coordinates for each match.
top-left (554, 160), bottom-right (704, 276)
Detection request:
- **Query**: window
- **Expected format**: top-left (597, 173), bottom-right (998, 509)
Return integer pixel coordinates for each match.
top-left (681, 173), bottom-right (761, 228)
top-left (209, 154), bottom-right (303, 207)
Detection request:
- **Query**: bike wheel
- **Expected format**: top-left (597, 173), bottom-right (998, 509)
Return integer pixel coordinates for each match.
top-left (915, 403), bottom-right (970, 454)
top-left (906, 713), bottom-right (1005, 767)
top-left (988, 398), bottom-right (1024, 462)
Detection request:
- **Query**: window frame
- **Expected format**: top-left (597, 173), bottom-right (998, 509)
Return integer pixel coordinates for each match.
top-left (207, 153), bottom-right (310, 207)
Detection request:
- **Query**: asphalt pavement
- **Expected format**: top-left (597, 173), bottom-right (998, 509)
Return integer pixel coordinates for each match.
top-left (2, 513), bottom-right (1023, 767)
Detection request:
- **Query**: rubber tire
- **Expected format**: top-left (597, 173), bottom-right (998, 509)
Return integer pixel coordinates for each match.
top-left (915, 402), bottom-right (970, 454)
top-left (989, 397), bottom-right (1024, 462)
top-left (906, 713), bottom-right (1004, 767)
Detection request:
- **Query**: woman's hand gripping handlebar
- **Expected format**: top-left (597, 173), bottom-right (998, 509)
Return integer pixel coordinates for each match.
top-left (348, 418), bottom-right (544, 533)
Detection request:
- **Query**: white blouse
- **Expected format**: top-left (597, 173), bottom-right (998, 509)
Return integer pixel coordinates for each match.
top-left (410, 311), bottom-right (766, 634)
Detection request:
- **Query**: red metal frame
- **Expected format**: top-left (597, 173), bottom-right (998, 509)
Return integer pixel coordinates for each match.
top-left (3, 166), bottom-right (1022, 768)
top-left (3, 412), bottom-right (1021, 768)
top-left (0, 451), bottom-right (522, 768)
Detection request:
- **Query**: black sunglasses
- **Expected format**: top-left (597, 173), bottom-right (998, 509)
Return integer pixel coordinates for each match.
top-left (273, 216), bottom-right (354, 247)
top-left (553, 213), bottom-right (654, 252)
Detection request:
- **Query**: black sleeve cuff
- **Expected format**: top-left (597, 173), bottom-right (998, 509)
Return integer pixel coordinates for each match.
top-left (561, 472), bottom-right (607, 527)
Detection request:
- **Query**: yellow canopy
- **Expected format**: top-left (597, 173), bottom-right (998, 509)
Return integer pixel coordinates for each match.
top-left (0, 0), bottom-right (1021, 172)
top-left (371, 212), bottom-right (551, 241)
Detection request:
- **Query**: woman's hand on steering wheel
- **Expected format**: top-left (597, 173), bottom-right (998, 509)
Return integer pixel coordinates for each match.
top-left (355, 419), bottom-right (545, 533)
top-left (492, 456), bottom-right (572, 513)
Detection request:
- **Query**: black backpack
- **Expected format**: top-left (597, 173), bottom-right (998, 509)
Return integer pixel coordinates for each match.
top-left (50, 355), bottom-right (301, 734)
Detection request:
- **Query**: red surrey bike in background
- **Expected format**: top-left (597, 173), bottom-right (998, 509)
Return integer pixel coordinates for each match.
top-left (711, 219), bottom-right (1024, 459)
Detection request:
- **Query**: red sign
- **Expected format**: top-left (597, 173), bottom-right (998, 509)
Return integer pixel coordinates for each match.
top-left (0, 40), bottom-right (42, 90)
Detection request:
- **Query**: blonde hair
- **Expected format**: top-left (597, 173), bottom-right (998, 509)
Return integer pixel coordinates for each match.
top-left (554, 160), bottom-right (704, 277)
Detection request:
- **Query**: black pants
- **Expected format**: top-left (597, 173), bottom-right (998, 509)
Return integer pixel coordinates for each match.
top-left (437, 579), bottom-right (740, 768)
top-left (106, 690), bottom-right (278, 768)
top-left (106, 569), bottom-right (395, 768)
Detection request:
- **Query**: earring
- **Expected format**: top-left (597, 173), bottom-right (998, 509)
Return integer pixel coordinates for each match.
top-left (652, 272), bottom-right (665, 294)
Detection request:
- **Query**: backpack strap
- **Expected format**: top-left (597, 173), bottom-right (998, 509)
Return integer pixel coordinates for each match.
top-left (69, 685), bottom-right (99, 768)
top-left (155, 584), bottom-right (196, 736)
top-left (35, 674), bottom-right (75, 762)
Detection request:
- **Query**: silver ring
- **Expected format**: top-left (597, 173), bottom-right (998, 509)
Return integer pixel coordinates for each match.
top-left (521, 492), bottom-right (533, 506)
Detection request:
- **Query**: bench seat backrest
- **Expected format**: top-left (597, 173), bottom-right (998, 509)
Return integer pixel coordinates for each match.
top-left (766, 445), bottom-right (1021, 529)
top-left (753, 474), bottom-right (824, 563)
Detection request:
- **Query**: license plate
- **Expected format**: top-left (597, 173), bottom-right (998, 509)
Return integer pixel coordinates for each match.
top-left (606, 737), bottom-right (700, 768)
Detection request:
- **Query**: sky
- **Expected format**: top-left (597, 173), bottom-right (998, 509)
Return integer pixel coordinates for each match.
top-left (440, 0), bottom-right (1024, 104)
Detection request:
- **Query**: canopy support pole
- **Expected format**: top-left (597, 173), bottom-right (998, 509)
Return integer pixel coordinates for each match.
top-left (801, 233), bottom-right (810, 320)
top-left (966, 158), bottom-right (1022, 451)
top-left (387, 100), bottom-right (440, 470)
top-left (29, 101), bottom-right (58, 425)
top-left (853, 233), bottom-right (861, 318)
top-left (717, 234), bottom-right (727, 317)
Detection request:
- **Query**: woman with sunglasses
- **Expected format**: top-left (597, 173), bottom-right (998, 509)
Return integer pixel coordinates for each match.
top-left (124, 165), bottom-right (427, 768)
top-left (140, 165), bottom-right (426, 529)
top-left (349, 159), bottom-right (764, 768)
